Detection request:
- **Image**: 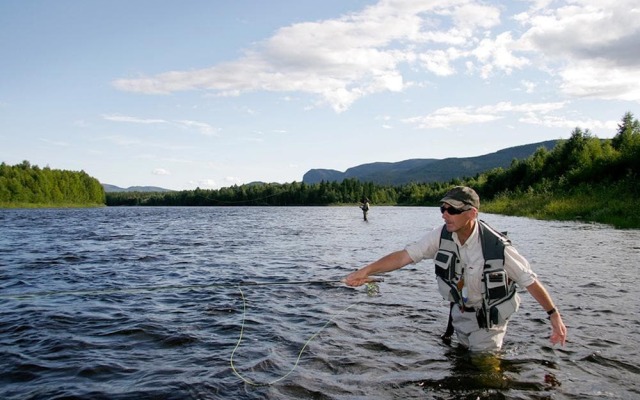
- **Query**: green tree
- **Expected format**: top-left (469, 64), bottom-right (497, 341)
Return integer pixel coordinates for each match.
top-left (0, 161), bottom-right (105, 206)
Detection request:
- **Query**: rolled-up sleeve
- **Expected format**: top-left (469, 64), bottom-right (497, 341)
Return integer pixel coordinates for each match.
top-left (404, 226), bottom-right (442, 264)
top-left (504, 246), bottom-right (537, 288)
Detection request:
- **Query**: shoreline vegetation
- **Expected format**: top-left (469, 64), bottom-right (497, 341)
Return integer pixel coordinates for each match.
top-left (481, 178), bottom-right (639, 229)
top-left (0, 202), bottom-right (105, 209)
top-left (2, 112), bottom-right (639, 229)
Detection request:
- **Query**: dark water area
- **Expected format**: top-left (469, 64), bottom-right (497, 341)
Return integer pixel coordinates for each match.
top-left (1, 206), bottom-right (639, 399)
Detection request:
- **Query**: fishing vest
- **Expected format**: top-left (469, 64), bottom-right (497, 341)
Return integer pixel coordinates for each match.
top-left (434, 220), bottom-right (521, 328)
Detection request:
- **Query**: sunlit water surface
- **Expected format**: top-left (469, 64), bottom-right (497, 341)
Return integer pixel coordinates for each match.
top-left (1, 207), bottom-right (639, 399)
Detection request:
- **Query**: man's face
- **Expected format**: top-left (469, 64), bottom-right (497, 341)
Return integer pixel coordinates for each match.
top-left (440, 203), bottom-right (477, 233)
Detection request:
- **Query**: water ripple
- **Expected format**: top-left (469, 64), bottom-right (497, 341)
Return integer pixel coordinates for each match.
top-left (1, 207), bottom-right (640, 399)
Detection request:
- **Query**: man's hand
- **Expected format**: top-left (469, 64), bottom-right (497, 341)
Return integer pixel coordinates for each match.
top-left (550, 312), bottom-right (567, 346)
top-left (342, 269), bottom-right (371, 287)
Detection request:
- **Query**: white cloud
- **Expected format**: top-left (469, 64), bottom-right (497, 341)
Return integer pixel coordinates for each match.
top-left (103, 114), bottom-right (219, 136)
top-left (153, 168), bottom-right (170, 176)
top-left (103, 114), bottom-right (167, 124)
top-left (112, 0), bottom-right (503, 112)
top-left (560, 62), bottom-right (640, 101)
top-left (476, 101), bottom-right (565, 114)
top-left (517, 0), bottom-right (640, 101)
top-left (521, 80), bottom-right (536, 93)
top-left (403, 106), bottom-right (502, 129)
top-left (112, 0), bottom-right (640, 112)
top-left (449, 2), bottom-right (501, 30)
top-left (519, 0), bottom-right (640, 62)
top-left (175, 120), bottom-right (219, 136)
top-left (402, 100), bottom-right (617, 130)
top-left (519, 113), bottom-right (619, 131)
top-left (472, 32), bottom-right (530, 78)
top-left (418, 49), bottom-right (459, 76)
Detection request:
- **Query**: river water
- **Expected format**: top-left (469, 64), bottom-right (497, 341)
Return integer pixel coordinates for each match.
top-left (1, 206), bottom-right (639, 399)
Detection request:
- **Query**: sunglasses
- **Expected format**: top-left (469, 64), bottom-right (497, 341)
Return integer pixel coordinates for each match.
top-left (440, 205), bottom-right (468, 215)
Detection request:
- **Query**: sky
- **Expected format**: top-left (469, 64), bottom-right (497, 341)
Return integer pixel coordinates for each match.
top-left (1, 0), bottom-right (639, 190)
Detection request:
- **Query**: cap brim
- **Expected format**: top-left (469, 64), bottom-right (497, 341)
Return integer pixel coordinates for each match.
top-left (440, 197), bottom-right (468, 209)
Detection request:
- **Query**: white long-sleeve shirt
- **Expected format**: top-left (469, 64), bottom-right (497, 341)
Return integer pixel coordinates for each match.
top-left (404, 221), bottom-right (538, 308)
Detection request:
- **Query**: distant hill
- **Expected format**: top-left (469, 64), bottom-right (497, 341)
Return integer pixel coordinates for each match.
top-left (102, 184), bottom-right (172, 193)
top-left (303, 140), bottom-right (559, 185)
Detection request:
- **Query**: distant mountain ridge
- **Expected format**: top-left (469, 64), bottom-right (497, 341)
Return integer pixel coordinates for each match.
top-left (303, 140), bottom-right (559, 185)
top-left (102, 184), bottom-right (172, 193)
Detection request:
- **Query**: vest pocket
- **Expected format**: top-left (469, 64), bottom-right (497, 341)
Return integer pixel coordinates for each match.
top-left (485, 270), bottom-right (508, 300)
top-left (437, 278), bottom-right (461, 303)
top-left (435, 250), bottom-right (456, 280)
top-left (487, 291), bottom-right (521, 326)
top-left (435, 250), bottom-right (461, 303)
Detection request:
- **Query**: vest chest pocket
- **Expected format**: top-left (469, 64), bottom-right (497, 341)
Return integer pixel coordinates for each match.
top-left (435, 250), bottom-right (462, 304)
top-left (434, 250), bottom-right (457, 281)
top-left (484, 270), bottom-right (508, 301)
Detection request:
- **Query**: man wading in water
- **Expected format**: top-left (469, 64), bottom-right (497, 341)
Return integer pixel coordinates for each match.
top-left (360, 197), bottom-right (370, 221)
top-left (344, 186), bottom-right (567, 352)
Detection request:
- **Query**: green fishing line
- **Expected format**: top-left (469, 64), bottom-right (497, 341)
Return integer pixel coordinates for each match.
top-left (230, 279), bottom-right (384, 386)
top-left (229, 286), bottom-right (362, 386)
top-left (1, 274), bottom-right (385, 386)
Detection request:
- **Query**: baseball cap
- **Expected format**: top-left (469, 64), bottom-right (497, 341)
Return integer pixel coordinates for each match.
top-left (439, 186), bottom-right (480, 209)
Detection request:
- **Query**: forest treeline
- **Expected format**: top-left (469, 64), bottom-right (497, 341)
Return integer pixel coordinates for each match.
top-left (0, 161), bottom-right (105, 207)
top-left (2, 112), bottom-right (638, 227)
top-left (105, 112), bottom-right (640, 227)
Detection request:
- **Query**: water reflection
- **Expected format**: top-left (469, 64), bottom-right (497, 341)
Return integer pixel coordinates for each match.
top-left (411, 347), bottom-right (561, 399)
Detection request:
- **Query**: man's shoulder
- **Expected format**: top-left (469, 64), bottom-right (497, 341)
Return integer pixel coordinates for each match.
top-left (479, 219), bottom-right (511, 245)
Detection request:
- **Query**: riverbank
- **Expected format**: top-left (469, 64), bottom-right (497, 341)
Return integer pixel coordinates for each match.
top-left (0, 203), bottom-right (105, 209)
top-left (481, 181), bottom-right (640, 229)
top-left (3, 183), bottom-right (639, 230)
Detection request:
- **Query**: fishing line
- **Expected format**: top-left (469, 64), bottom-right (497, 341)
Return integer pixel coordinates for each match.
top-left (230, 280), bottom-right (383, 386)
top-left (1, 275), bottom-right (384, 386)
top-left (0, 279), bottom-right (359, 300)
top-left (229, 285), bottom-right (369, 387)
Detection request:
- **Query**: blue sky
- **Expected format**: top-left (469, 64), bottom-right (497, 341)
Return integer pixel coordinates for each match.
top-left (2, 0), bottom-right (639, 190)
